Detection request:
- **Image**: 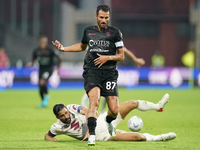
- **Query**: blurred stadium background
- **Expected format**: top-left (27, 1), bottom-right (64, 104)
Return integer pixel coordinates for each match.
top-left (1, 0), bottom-right (200, 90)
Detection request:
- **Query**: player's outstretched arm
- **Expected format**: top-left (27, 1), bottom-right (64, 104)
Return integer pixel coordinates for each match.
top-left (52, 40), bottom-right (88, 52)
top-left (124, 47), bottom-right (145, 67)
top-left (44, 133), bottom-right (59, 141)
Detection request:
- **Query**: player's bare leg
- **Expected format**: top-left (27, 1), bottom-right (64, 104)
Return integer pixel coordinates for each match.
top-left (105, 96), bottom-right (119, 137)
top-left (108, 130), bottom-right (176, 141)
top-left (118, 93), bottom-right (169, 118)
top-left (106, 96), bottom-right (119, 118)
top-left (111, 94), bottom-right (169, 127)
top-left (87, 87), bottom-right (101, 146)
top-left (108, 130), bottom-right (146, 141)
top-left (109, 94), bottom-right (176, 142)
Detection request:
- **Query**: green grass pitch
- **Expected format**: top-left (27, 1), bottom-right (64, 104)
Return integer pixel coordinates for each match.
top-left (0, 88), bottom-right (199, 150)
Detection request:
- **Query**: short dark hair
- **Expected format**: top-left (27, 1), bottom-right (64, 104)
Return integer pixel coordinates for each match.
top-left (96, 4), bottom-right (111, 15)
top-left (53, 103), bottom-right (65, 116)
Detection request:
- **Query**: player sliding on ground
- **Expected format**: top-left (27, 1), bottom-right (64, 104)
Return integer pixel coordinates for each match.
top-left (44, 93), bottom-right (176, 146)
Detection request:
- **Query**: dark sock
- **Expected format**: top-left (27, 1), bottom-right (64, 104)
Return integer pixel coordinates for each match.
top-left (39, 85), bottom-right (48, 100)
top-left (43, 85), bottom-right (48, 95)
top-left (106, 115), bottom-right (116, 123)
top-left (39, 87), bottom-right (44, 100)
top-left (88, 117), bottom-right (97, 135)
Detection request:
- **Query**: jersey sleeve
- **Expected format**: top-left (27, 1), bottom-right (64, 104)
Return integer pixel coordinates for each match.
top-left (49, 123), bottom-right (61, 136)
top-left (47, 130), bottom-right (56, 137)
top-left (66, 104), bottom-right (83, 114)
top-left (81, 28), bottom-right (88, 44)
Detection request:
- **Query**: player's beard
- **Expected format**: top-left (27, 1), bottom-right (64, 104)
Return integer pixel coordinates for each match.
top-left (98, 21), bottom-right (108, 30)
top-left (62, 117), bottom-right (71, 124)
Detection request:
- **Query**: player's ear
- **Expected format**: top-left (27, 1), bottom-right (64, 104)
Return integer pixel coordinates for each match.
top-left (95, 14), bottom-right (98, 19)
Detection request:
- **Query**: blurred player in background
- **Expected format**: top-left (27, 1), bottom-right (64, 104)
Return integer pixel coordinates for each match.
top-left (0, 47), bottom-right (9, 68)
top-left (44, 93), bottom-right (176, 145)
top-left (53, 5), bottom-right (126, 145)
top-left (81, 47), bottom-right (145, 114)
top-left (27, 36), bottom-right (61, 108)
top-left (151, 50), bottom-right (165, 68)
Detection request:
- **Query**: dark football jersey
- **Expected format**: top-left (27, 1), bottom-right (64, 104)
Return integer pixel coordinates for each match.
top-left (81, 25), bottom-right (124, 69)
top-left (32, 47), bottom-right (57, 69)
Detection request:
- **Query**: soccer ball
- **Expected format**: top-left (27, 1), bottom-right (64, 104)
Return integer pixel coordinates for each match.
top-left (127, 116), bottom-right (143, 132)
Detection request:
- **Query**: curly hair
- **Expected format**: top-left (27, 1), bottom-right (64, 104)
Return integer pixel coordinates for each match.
top-left (96, 4), bottom-right (111, 15)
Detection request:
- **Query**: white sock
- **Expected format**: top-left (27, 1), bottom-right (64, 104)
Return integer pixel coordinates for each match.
top-left (137, 100), bottom-right (160, 111)
top-left (100, 97), bottom-right (106, 114)
top-left (112, 112), bottom-right (123, 128)
top-left (81, 93), bottom-right (89, 107)
top-left (143, 133), bottom-right (162, 141)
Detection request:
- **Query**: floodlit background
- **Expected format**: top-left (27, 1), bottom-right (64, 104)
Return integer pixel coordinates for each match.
top-left (0, 0), bottom-right (200, 89)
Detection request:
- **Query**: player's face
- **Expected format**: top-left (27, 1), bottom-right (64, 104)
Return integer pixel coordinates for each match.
top-left (39, 37), bottom-right (48, 50)
top-left (96, 10), bottom-right (110, 30)
top-left (57, 107), bottom-right (71, 124)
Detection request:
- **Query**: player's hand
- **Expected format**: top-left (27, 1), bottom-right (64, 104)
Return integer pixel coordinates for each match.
top-left (26, 62), bottom-right (32, 67)
top-left (94, 53), bottom-right (109, 68)
top-left (50, 138), bottom-right (59, 141)
top-left (81, 131), bottom-right (89, 142)
top-left (135, 58), bottom-right (145, 67)
top-left (44, 134), bottom-right (60, 141)
top-left (52, 40), bottom-right (65, 51)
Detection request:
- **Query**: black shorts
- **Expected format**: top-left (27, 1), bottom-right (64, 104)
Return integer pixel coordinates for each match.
top-left (82, 68), bottom-right (119, 97)
top-left (39, 68), bottom-right (53, 80)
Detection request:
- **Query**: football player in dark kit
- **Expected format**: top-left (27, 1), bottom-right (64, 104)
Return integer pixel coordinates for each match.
top-left (52, 5), bottom-right (124, 146)
top-left (27, 36), bottom-right (61, 108)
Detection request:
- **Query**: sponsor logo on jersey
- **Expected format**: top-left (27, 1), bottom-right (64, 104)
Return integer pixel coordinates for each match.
top-left (72, 105), bottom-right (77, 110)
top-left (89, 40), bottom-right (110, 47)
top-left (90, 49), bottom-right (109, 53)
top-left (106, 32), bottom-right (110, 36)
top-left (71, 120), bottom-right (80, 130)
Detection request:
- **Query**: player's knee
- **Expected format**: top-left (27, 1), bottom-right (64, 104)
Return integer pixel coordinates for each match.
top-left (110, 106), bottom-right (118, 115)
top-left (89, 99), bottom-right (99, 109)
top-left (39, 79), bottom-right (46, 86)
top-left (128, 100), bottom-right (138, 109)
top-left (133, 133), bottom-right (145, 141)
